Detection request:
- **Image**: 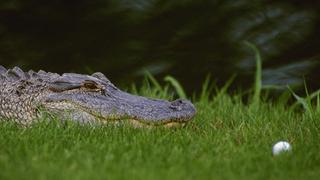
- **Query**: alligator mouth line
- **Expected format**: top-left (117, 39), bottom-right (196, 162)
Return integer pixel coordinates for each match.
top-left (126, 119), bottom-right (185, 128)
top-left (96, 116), bottom-right (187, 128)
top-left (72, 102), bottom-right (187, 127)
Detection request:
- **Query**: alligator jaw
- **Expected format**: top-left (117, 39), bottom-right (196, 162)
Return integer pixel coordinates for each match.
top-left (44, 89), bottom-right (196, 127)
top-left (98, 91), bottom-right (197, 126)
top-left (70, 93), bottom-right (196, 127)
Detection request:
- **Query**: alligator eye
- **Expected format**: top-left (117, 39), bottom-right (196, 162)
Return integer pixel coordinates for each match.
top-left (82, 80), bottom-right (100, 90)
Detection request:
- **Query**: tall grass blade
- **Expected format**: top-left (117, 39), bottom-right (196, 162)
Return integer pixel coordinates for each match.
top-left (317, 93), bottom-right (320, 113)
top-left (244, 41), bottom-right (262, 106)
top-left (291, 89), bottom-right (320, 110)
top-left (131, 84), bottom-right (138, 95)
top-left (309, 90), bottom-right (320, 101)
top-left (215, 74), bottom-right (236, 100)
top-left (200, 75), bottom-right (213, 101)
top-left (316, 94), bottom-right (320, 113)
top-left (164, 75), bottom-right (187, 99)
top-left (145, 71), bottom-right (162, 92)
top-left (288, 86), bottom-right (312, 115)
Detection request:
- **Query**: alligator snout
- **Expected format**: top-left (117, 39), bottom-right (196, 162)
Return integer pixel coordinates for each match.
top-left (170, 99), bottom-right (189, 111)
top-left (168, 99), bottom-right (196, 120)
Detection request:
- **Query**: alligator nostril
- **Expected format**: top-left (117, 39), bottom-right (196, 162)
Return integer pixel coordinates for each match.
top-left (169, 99), bottom-right (184, 111)
top-left (173, 99), bottom-right (184, 105)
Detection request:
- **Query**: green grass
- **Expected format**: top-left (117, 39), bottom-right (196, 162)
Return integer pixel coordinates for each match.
top-left (1, 85), bottom-right (320, 180)
top-left (1, 45), bottom-right (320, 180)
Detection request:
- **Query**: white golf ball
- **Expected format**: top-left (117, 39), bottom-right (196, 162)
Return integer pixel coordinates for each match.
top-left (272, 141), bottom-right (291, 155)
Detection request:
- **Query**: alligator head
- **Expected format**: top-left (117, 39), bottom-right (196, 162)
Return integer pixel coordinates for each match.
top-left (39, 72), bottom-right (196, 127)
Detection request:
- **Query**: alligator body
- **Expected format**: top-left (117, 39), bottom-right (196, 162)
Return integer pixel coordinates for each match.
top-left (0, 66), bottom-right (196, 127)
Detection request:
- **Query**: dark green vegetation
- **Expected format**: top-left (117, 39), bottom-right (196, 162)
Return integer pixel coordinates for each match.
top-left (1, 73), bottom-right (320, 179)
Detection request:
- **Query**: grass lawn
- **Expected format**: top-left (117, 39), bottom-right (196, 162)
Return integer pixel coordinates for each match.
top-left (1, 46), bottom-right (319, 180)
top-left (1, 90), bottom-right (320, 180)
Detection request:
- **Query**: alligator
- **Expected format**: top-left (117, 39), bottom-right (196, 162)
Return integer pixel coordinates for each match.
top-left (0, 66), bottom-right (196, 127)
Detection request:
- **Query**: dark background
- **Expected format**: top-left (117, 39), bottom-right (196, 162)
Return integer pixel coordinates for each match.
top-left (0, 0), bottom-right (319, 94)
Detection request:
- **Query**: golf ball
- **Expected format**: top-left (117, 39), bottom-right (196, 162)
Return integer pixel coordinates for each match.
top-left (272, 141), bottom-right (291, 155)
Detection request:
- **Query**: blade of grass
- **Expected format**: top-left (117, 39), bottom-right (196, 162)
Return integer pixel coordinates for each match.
top-left (291, 89), bottom-right (320, 110)
top-left (131, 84), bottom-right (138, 95)
top-left (200, 74), bottom-right (213, 102)
top-left (317, 93), bottom-right (320, 113)
top-left (316, 93), bottom-right (320, 113)
top-left (244, 41), bottom-right (262, 106)
top-left (309, 89), bottom-right (320, 101)
top-left (164, 75), bottom-right (187, 99)
top-left (215, 74), bottom-right (236, 100)
top-left (145, 71), bottom-right (162, 92)
top-left (288, 86), bottom-right (312, 115)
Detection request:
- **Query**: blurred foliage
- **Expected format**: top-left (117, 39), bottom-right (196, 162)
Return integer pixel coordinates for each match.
top-left (0, 0), bottom-right (319, 93)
